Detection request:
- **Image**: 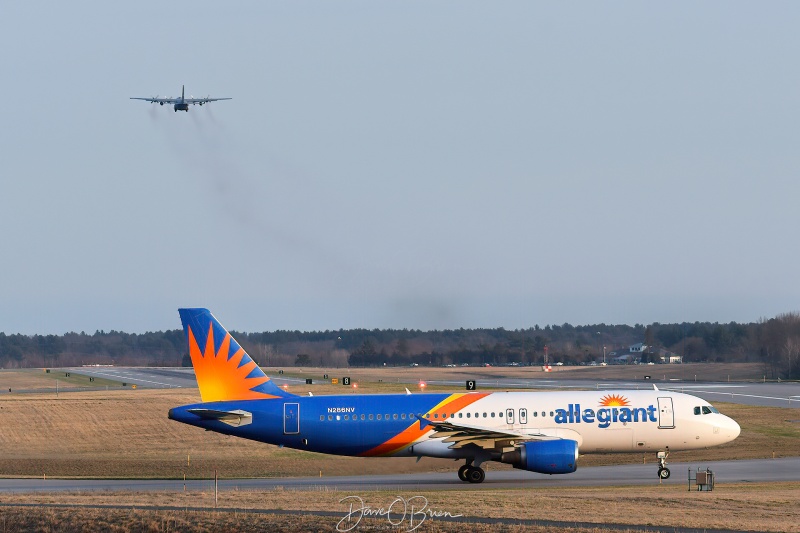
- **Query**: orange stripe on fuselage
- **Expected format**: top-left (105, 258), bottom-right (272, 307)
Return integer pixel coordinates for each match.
top-left (359, 392), bottom-right (490, 457)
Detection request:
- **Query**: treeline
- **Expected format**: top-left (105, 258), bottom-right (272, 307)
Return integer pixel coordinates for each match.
top-left (1, 313), bottom-right (799, 379)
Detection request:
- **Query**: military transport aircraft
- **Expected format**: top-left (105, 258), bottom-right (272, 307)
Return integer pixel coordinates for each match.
top-left (168, 308), bottom-right (741, 483)
top-left (130, 86), bottom-right (231, 112)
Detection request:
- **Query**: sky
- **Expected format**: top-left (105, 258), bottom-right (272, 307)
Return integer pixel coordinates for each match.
top-left (2, 2), bottom-right (800, 334)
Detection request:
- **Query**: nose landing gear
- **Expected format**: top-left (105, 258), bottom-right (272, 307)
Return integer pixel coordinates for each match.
top-left (657, 448), bottom-right (670, 479)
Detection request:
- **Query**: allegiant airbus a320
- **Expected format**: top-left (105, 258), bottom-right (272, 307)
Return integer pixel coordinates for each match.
top-left (169, 308), bottom-right (741, 483)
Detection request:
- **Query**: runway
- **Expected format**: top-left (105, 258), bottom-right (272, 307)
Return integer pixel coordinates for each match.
top-left (62, 367), bottom-right (800, 408)
top-left (1, 458), bottom-right (797, 493)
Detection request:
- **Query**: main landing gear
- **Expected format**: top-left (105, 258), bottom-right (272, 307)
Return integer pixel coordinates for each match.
top-left (657, 448), bottom-right (670, 479)
top-left (458, 459), bottom-right (486, 483)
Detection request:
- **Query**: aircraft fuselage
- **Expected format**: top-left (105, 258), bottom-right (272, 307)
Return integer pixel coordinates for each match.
top-left (169, 389), bottom-right (740, 459)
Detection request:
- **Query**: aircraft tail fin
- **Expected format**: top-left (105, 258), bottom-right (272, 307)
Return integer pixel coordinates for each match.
top-left (178, 308), bottom-right (295, 402)
top-left (182, 85), bottom-right (185, 99)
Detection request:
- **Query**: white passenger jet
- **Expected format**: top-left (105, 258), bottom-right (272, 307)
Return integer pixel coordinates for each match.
top-left (169, 309), bottom-right (741, 483)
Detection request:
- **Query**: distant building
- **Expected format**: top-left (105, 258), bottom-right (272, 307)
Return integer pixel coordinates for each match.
top-left (613, 353), bottom-right (635, 364)
top-left (628, 343), bottom-right (682, 363)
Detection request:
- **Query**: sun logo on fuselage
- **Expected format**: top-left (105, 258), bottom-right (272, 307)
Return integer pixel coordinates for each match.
top-left (188, 324), bottom-right (275, 402)
top-left (598, 394), bottom-right (630, 407)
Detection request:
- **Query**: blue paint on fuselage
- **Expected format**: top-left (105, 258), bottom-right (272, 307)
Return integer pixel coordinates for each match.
top-left (169, 394), bottom-right (454, 456)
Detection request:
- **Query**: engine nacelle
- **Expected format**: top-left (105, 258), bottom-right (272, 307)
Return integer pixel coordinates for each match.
top-left (500, 439), bottom-right (578, 474)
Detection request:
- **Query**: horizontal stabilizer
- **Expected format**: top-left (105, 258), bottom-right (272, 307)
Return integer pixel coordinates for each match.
top-left (187, 408), bottom-right (252, 427)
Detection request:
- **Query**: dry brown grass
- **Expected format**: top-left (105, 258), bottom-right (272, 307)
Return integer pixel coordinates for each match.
top-left (0, 368), bottom-right (121, 391)
top-left (0, 506), bottom-right (645, 533)
top-left (0, 385), bottom-right (797, 479)
top-left (1, 482), bottom-right (798, 532)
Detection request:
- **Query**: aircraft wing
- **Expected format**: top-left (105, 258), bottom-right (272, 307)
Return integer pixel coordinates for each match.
top-left (183, 97), bottom-right (232, 105)
top-left (187, 408), bottom-right (252, 427)
top-left (130, 97), bottom-right (179, 104)
top-left (418, 416), bottom-right (563, 451)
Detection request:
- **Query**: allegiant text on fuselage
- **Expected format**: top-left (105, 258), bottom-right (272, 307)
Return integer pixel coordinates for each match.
top-left (555, 404), bottom-right (658, 428)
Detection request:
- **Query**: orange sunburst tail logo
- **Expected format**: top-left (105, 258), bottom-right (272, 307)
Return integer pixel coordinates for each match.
top-left (179, 308), bottom-right (293, 402)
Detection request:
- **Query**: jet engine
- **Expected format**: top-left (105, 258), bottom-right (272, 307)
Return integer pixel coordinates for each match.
top-left (500, 439), bottom-right (578, 474)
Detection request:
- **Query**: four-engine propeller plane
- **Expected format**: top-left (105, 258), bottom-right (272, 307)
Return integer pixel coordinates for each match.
top-left (169, 308), bottom-right (741, 483)
top-left (130, 85), bottom-right (231, 112)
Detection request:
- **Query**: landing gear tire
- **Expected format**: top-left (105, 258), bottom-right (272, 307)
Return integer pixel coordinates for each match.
top-left (466, 466), bottom-right (485, 484)
top-left (458, 465), bottom-right (470, 482)
top-left (658, 467), bottom-right (670, 479)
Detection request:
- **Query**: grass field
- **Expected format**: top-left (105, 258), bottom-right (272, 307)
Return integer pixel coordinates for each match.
top-left (1, 482), bottom-right (798, 532)
top-left (0, 368), bottom-right (123, 392)
top-left (0, 385), bottom-right (797, 479)
top-left (0, 365), bottom-right (797, 532)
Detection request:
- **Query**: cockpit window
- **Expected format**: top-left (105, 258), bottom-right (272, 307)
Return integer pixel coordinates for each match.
top-left (702, 406), bottom-right (712, 415)
top-left (694, 406), bottom-right (701, 415)
top-left (708, 405), bottom-right (719, 414)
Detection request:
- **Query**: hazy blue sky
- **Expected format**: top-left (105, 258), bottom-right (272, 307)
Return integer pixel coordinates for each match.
top-left (2, 2), bottom-right (799, 334)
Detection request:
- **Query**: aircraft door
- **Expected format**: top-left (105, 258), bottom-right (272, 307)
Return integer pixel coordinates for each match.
top-left (657, 397), bottom-right (674, 429)
top-left (506, 408), bottom-right (515, 425)
top-left (284, 403), bottom-right (300, 434)
top-left (519, 408), bottom-right (528, 425)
